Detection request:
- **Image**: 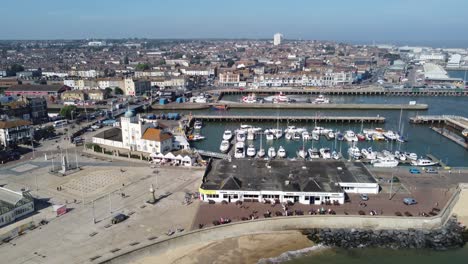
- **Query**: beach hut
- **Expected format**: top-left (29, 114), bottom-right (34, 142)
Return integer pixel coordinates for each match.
top-left (182, 156), bottom-right (194, 166)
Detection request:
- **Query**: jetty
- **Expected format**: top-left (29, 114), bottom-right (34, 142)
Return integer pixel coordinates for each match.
top-left (213, 87), bottom-right (468, 99)
top-left (191, 115), bottom-right (385, 123)
top-left (151, 102), bottom-right (428, 110)
top-left (194, 149), bottom-right (231, 160)
top-left (410, 115), bottom-right (468, 130)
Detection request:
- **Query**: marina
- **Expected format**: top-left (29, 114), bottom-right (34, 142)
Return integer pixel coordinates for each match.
top-left (178, 95), bottom-right (468, 167)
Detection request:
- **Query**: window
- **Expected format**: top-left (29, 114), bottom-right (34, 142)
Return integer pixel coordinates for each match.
top-left (262, 194), bottom-right (280, 199)
top-left (305, 196), bottom-right (310, 200)
top-left (206, 194), bottom-right (219, 199)
top-left (324, 196), bottom-right (330, 200)
top-left (244, 194), bottom-right (258, 198)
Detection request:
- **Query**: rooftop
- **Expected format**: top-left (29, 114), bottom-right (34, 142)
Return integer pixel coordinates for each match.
top-left (0, 119), bottom-right (32, 129)
top-left (141, 128), bottom-right (173, 142)
top-left (201, 159), bottom-right (376, 193)
top-left (93, 127), bottom-right (122, 142)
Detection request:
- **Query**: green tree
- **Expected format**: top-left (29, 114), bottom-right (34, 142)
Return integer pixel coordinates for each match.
top-left (136, 63), bottom-right (150, 71)
top-left (59, 105), bottom-right (77, 120)
top-left (114, 87), bottom-right (124, 95)
top-left (6, 64), bottom-right (25, 76)
top-left (104, 87), bottom-right (113, 96)
top-left (227, 59), bottom-right (235, 68)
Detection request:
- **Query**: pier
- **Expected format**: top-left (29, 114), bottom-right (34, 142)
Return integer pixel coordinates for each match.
top-left (213, 87), bottom-right (468, 99)
top-left (409, 115), bottom-right (468, 130)
top-left (151, 102), bottom-right (428, 111)
top-left (191, 115), bottom-right (385, 123)
top-left (431, 127), bottom-right (468, 150)
top-left (194, 149), bottom-right (231, 160)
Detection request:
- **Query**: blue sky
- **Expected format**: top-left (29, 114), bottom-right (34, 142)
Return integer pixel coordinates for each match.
top-left (1, 0), bottom-right (467, 46)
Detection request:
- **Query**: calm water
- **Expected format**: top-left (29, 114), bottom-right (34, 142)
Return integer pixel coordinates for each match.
top-left (153, 95), bottom-right (468, 166)
top-left (285, 246), bottom-right (468, 264)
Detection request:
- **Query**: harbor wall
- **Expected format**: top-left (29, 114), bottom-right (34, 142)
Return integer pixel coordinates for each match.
top-left (96, 184), bottom-right (466, 264)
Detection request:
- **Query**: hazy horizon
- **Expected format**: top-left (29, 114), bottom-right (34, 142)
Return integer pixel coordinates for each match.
top-left (1, 0), bottom-right (468, 48)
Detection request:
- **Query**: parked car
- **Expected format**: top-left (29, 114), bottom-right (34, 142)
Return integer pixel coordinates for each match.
top-left (91, 124), bottom-right (101, 130)
top-left (360, 194), bottom-right (369, 201)
top-left (409, 168), bottom-right (421, 174)
top-left (111, 213), bottom-right (128, 224)
top-left (425, 168), bottom-right (438, 174)
top-left (403, 198), bottom-right (417, 205)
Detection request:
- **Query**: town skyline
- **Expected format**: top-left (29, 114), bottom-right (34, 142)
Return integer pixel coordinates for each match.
top-left (1, 0), bottom-right (468, 47)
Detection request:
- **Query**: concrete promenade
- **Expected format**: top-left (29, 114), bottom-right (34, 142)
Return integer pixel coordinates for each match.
top-left (96, 184), bottom-right (466, 264)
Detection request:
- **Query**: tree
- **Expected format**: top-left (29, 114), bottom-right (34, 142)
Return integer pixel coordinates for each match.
top-left (136, 63), bottom-right (150, 71)
top-left (227, 59), bottom-right (235, 68)
top-left (6, 64), bottom-right (25, 76)
top-left (59, 105), bottom-right (77, 120)
top-left (114, 87), bottom-right (124, 95)
top-left (104, 87), bottom-right (113, 96)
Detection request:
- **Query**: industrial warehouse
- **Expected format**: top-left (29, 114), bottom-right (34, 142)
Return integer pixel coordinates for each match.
top-left (199, 159), bottom-right (379, 205)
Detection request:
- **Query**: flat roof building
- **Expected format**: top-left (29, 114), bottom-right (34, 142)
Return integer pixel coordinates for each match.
top-left (0, 187), bottom-right (35, 227)
top-left (199, 159), bottom-right (378, 205)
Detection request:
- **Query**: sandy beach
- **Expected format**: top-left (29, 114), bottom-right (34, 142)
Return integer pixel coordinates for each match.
top-left (132, 231), bottom-right (313, 264)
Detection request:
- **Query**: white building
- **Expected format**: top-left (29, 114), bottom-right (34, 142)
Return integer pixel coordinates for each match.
top-left (0, 119), bottom-right (32, 147)
top-left (199, 160), bottom-right (379, 205)
top-left (123, 78), bottom-right (151, 96)
top-left (88, 41), bottom-right (106, 47)
top-left (92, 110), bottom-right (174, 154)
top-left (0, 187), bottom-right (35, 227)
top-left (273, 33), bottom-right (283, 46)
top-left (447, 54), bottom-right (462, 68)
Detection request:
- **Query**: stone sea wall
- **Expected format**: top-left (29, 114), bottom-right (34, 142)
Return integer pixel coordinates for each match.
top-left (306, 218), bottom-right (466, 250)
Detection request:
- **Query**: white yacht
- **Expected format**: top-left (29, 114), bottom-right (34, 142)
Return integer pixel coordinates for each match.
top-left (273, 129), bottom-right (283, 139)
top-left (268, 147), bottom-right (276, 158)
top-left (266, 131), bottom-right (275, 141)
top-left (247, 131), bottom-right (255, 141)
top-left (411, 159), bottom-right (438, 167)
top-left (311, 132), bottom-right (320, 141)
top-left (194, 120), bottom-right (203, 130)
top-left (331, 151), bottom-right (342, 160)
top-left (236, 130), bottom-right (246, 142)
top-left (383, 130), bottom-right (398, 141)
top-left (308, 148), bottom-right (320, 159)
top-left (246, 145), bottom-right (256, 157)
top-left (344, 130), bottom-right (358, 142)
top-left (327, 131), bottom-right (335, 139)
top-left (312, 127), bottom-right (325, 135)
top-left (312, 95), bottom-right (330, 104)
top-left (361, 148), bottom-right (377, 160)
top-left (372, 158), bottom-right (399, 168)
top-left (302, 131), bottom-right (310, 141)
top-left (319, 148), bottom-right (331, 159)
top-left (242, 93), bottom-right (257, 104)
top-left (285, 132), bottom-right (293, 140)
top-left (297, 147), bottom-right (307, 159)
top-left (234, 142), bottom-right (245, 159)
top-left (219, 140), bottom-right (230, 153)
top-left (348, 146), bottom-right (362, 159)
top-left (190, 134), bottom-right (205, 141)
top-left (285, 126), bottom-right (297, 134)
top-left (405, 152), bottom-right (418, 161)
top-left (223, 130), bottom-right (233, 140)
top-left (292, 133), bottom-right (301, 140)
top-left (277, 146), bottom-right (287, 158)
top-left (257, 148), bottom-right (266, 158)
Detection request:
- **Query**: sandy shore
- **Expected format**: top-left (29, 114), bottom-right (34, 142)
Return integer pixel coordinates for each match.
top-left (453, 189), bottom-right (468, 225)
top-left (132, 231), bottom-right (313, 264)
